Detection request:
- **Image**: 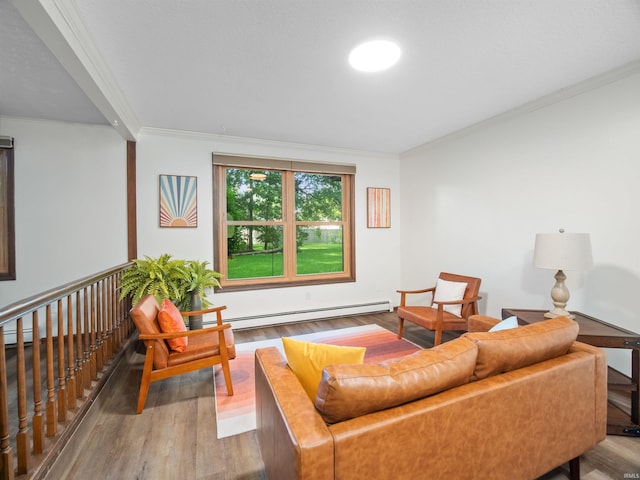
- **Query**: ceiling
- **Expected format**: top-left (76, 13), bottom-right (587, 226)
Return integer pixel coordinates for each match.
top-left (2, 0), bottom-right (640, 154)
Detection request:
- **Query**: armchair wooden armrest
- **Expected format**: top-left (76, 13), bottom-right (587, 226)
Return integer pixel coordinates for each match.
top-left (396, 287), bottom-right (436, 294)
top-left (432, 295), bottom-right (482, 307)
top-left (396, 287), bottom-right (436, 306)
top-left (180, 305), bottom-right (226, 318)
top-left (138, 323), bottom-right (231, 341)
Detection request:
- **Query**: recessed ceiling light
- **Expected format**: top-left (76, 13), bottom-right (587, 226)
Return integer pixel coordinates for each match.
top-left (349, 40), bottom-right (401, 72)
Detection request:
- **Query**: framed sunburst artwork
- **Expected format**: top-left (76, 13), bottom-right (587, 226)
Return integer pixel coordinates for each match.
top-left (159, 174), bottom-right (198, 228)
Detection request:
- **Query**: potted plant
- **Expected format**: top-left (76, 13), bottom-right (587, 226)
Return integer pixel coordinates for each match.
top-left (179, 260), bottom-right (222, 329)
top-left (120, 254), bottom-right (222, 330)
top-left (120, 254), bottom-right (186, 307)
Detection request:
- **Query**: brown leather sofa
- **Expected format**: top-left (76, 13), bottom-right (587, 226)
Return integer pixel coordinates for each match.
top-left (255, 315), bottom-right (607, 480)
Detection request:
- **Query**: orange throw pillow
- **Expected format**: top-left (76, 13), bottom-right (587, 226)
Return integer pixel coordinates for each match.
top-left (157, 299), bottom-right (188, 352)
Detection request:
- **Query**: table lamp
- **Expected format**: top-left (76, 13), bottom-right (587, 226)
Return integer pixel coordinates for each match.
top-left (533, 229), bottom-right (593, 319)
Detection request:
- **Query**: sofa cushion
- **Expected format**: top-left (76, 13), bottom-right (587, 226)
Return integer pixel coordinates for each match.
top-left (463, 316), bottom-right (579, 381)
top-left (282, 337), bottom-right (366, 401)
top-left (314, 336), bottom-right (478, 424)
top-left (157, 299), bottom-right (188, 352)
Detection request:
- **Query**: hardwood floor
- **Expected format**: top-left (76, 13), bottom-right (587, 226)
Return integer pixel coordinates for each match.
top-left (49, 312), bottom-right (640, 480)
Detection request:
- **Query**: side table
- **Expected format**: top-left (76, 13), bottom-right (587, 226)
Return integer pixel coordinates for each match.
top-left (502, 308), bottom-right (640, 437)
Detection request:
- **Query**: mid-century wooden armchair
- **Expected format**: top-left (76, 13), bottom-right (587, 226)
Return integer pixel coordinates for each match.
top-left (129, 294), bottom-right (235, 414)
top-left (397, 272), bottom-right (482, 346)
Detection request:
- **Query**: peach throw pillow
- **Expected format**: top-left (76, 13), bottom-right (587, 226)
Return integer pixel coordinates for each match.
top-left (157, 299), bottom-right (188, 352)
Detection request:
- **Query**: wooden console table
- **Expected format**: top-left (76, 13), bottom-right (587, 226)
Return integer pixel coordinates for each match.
top-left (502, 308), bottom-right (640, 437)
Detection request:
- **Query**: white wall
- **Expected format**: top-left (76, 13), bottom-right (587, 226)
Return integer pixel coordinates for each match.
top-left (4, 71), bottom-right (637, 374)
top-left (135, 128), bottom-right (401, 324)
top-left (399, 72), bottom-right (640, 374)
top-left (0, 117), bottom-right (128, 307)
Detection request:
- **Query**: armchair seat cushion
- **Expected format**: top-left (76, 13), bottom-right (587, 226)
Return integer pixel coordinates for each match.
top-left (397, 305), bottom-right (468, 330)
top-left (167, 328), bottom-right (236, 367)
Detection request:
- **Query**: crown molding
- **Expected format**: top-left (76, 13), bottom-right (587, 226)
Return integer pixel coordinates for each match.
top-left (140, 126), bottom-right (399, 162)
top-left (403, 59), bottom-right (640, 157)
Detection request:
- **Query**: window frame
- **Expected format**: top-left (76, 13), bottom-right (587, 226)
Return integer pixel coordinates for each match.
top-left (0, 142), bottom-right (16, 281)
top-left (213, 154), bottom-right (356, 291)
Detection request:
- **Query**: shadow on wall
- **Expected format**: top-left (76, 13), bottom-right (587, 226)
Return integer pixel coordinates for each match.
top-left (477, 292), bottom-right (488, 316)
top-left (584, 265), bottom-right (640, 330)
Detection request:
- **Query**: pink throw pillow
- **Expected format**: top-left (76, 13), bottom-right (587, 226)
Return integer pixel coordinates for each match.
top-left (157, 299), bottom-right (188, 352)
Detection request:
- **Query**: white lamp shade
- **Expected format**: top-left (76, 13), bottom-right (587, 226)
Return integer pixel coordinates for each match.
top-left (533, 232), bottom-right (593, 271)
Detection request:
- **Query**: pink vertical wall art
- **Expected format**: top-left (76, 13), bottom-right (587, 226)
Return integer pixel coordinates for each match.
top-left (367, 187), bottom-right (390, 228)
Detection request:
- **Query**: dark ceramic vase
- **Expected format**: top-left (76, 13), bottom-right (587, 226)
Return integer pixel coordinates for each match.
top-left (189, 291), bottom-right (203, 330)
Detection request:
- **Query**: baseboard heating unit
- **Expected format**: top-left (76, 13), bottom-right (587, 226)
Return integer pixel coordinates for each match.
top-left (221, 300), bottom-right (393, 330)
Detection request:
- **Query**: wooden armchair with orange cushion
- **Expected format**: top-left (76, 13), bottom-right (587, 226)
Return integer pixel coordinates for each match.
top-left (397, 272), bottom-right (482, 346)
top-left (129, 294), bottom-right (236, 414)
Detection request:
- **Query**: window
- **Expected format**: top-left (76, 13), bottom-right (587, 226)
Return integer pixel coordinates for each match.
top-left (213, 155), bottom-right (355, 289)
top-left (0, 140), bottom-right (16, 280)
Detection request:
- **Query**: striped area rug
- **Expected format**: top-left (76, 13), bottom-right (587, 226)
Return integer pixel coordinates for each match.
top-left (213, 324), bottom-right (422, 439)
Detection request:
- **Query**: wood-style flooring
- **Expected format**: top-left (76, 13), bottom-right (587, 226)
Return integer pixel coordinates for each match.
top-left (48, 312), bottom-right (640, 480)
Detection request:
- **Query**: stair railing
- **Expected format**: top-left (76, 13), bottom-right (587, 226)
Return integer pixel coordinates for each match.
top-left (0, 262), bottom-right (133, 480)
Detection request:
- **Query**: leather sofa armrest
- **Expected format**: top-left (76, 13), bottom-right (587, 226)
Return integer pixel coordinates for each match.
top-left (568, 341), bottom-right (608, 441)
top-left (467, 314), bottom-right (500, 332)
top-left (255, 347), bottom-right (334, 480)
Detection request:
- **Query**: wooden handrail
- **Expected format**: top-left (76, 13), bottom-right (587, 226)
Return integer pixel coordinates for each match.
top-left (0, 262), bottom-right (135, 479)
top-left (0, 263), bottom-right (133, 326)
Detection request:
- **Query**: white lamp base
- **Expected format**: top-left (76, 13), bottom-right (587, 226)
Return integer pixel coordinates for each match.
top-left (544, 308), bottom-right (575, 319)
top-left (544, 269), bottom-right (576, 319)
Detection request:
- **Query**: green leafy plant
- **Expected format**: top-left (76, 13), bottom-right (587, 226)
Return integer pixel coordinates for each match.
top-left (179, 260), bottom-right (222, 310)
top-left (120, 254), bottom-right (222, 311)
